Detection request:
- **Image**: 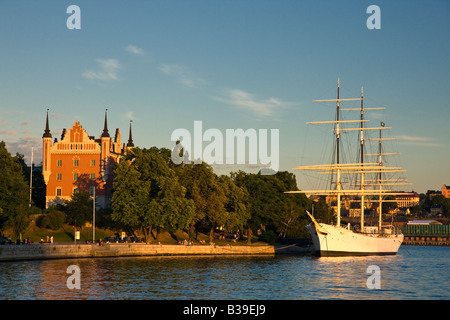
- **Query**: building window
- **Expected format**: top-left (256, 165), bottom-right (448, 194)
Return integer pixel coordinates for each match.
top-left (73, 188), bottom-right (79, 195)
top-left (57, 173), bottom-right (62, 181)
top-left (90, 173), bottom-right (95, 180)
top-left (57, 159), bottom-right (62, 167)
top-left (56, 188), bottom-right (62, 196)
top-left (74, 173), bottom-right (79, 181)
top-left (89, 186), bottom-right (95, 196)
top-left (74, 159), bottom-right (79, 167)
top-left (90, 159), bottom-right (96, 167)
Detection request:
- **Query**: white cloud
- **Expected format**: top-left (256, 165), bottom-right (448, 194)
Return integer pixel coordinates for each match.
top-left (158, 64), bottom-right (204, 88)
top-left (50, 113), bottom-right (65, 118)
top-left (82, 59), bottom-right (121, 82)
top-left (5, 137), bottom-right (42, 164)
top-left (124, 111), bottom-right (134, 120)
top-left (215, 88), bottom-right (292, 117)
top-left (398, 135), bottom-right (442, 147)
top-left (0, 130), bottom-right (18, 136)
top-left (125, 45), bottom-right (145, 56)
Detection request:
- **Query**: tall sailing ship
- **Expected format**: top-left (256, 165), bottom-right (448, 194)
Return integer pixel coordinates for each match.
top-left (287, 79), bottom-right (412, 256)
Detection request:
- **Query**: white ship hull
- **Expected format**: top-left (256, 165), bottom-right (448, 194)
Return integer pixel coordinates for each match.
top-left (306, 223), bottom-right (403, 257)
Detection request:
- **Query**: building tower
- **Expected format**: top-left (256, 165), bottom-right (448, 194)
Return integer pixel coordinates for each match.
top-left (42, 109), bottom-right (52, 185)
top-left (126, 120), bottom-right (134, 152)
top-left (100, 109), bottom-right (111, 181)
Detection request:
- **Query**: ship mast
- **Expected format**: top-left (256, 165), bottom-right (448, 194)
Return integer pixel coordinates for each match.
top-left (378, 122), bottom-right (384, 233)
top-left (360, 87), bottom-right (365, 232)
top-left (286, 80), bottom-right (414, 233)
top-left (336, 78), bottom-right (341, 227)
top-left (300, 78), bottom-right (364, 227)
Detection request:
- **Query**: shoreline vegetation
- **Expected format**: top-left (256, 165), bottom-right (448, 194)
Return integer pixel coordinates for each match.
top-left (1, 140), bottom-right (449, 255)
top-left (0, 221), bottom-right (278, 247)
top-left (1, 143), bottom-right (316, 251)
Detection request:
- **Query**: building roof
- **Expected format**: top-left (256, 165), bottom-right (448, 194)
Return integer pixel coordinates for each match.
top-left (407, 220), bottom-right (442, 225)
top-left (101, 109), bottom-right (110, 138)
top-left (42, 109), bottom-right (52, 138)
top-left (127, 120), bottom-right (134, 147)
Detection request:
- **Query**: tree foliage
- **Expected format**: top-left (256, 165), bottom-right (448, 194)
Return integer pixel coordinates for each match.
top-left (0, 141), bottom-right (30, 236)
top-left (65, 190), bottom-right (93, 228)
top-left (15, 152), bottom-right (46, 209)
top-left (218, 175), bottom-right (250, 233)
top-left (109, 147), bottom-right (320, 243)
top-left (0, 140), bottom-right (320, 244)
top-left (232, 170), bottom-right (312, 241)
top-left (111, 147), bottom-right (194, 242)
top-left (41, 210), bottom-right (66, 230)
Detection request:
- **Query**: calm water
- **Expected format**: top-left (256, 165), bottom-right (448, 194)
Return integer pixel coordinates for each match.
top-left (0, 246), bottom-right (448, 300)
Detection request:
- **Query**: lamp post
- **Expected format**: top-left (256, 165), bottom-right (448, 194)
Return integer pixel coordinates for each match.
top-left (93, 187), bottom-right (96, 243)
top-left (29, 147), bottom-right (33, 207)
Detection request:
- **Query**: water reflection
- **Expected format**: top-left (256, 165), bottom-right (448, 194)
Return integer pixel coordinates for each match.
top-left (0, 246), bottom-right (449, 300)
top-left (306, 254), bottom-right (403, 299)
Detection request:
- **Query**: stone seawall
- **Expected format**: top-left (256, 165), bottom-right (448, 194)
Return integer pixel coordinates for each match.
top-left (0, 243), bottom-right (274, 262)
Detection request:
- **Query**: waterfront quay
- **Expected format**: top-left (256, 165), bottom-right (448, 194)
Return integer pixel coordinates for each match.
top-left (402, 235), bottom-right (450, 246)
top-left (401, 223), bottom-right (450, 246)
top-left (0, 242), bottom-right (275, 262)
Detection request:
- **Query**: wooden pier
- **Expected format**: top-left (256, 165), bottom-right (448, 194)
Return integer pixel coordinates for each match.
top-left (402, 235), bottom-right (450, 246)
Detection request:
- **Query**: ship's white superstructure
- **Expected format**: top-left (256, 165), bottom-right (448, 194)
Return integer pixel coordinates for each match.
top-left (305, 211), bottom-right (403, 256)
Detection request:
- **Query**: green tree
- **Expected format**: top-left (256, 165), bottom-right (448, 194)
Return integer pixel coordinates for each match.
top-left (203, 178), bottom-right (227, 242)
top-left (65, 190), bottom-right (93, 228)
top-left (111, 147), bottom-right (194, 242)
top-left (276, 194), bottom-right (310, 239)
top-left (430, 195), bottom-right (450, 217)
top-left (41, 210), bottom-right (66, 230)
top-left (12, 205), bottom-right (30, 240)
top-left (218, 174), bottom-right (250, 233)
top-left (231, 170), bottom-right (311, 243)
top-left (0, 141), bottom-right (30, 237)
top-left (15, 153), bottom-right (46, 209)
top-left (231, 171), bottom-right (269, 243)
top-left (274, 172), bottom-right (311, 238)
top-left (382, 195), bottom-right (398, 214)
top-left (111, 159), bottom-right (148, 236)
top-left (311, 197), bottom-right (334, 225)
top-left (176, 162), bottom-right (225, 241)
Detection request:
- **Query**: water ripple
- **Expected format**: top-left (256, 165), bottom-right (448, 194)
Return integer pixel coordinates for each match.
top-left (0, 246), bottom-right (449, 300)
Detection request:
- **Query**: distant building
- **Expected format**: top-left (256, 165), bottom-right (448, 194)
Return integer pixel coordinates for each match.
top-left (42, 110), bottom-right (134, 208)
top-left (394, 192), bottom-right (420, 209)
top-left (442, 185), bottom-right (450, 198)
top-left (428, 190), bottom-right (442, 199)
top-left (430, 206), bottom-right (443, 216)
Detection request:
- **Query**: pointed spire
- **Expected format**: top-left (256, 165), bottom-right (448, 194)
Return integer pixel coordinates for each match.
top-left (127, 120), bottom-right (134, 147)
top-left (101, 109), bottom-right (110, 138)
top-left (43, 109), bottom-right (52, 138)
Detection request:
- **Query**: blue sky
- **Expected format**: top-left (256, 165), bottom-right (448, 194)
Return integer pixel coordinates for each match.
top-left (0, 0), bottom-right (449, 193)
